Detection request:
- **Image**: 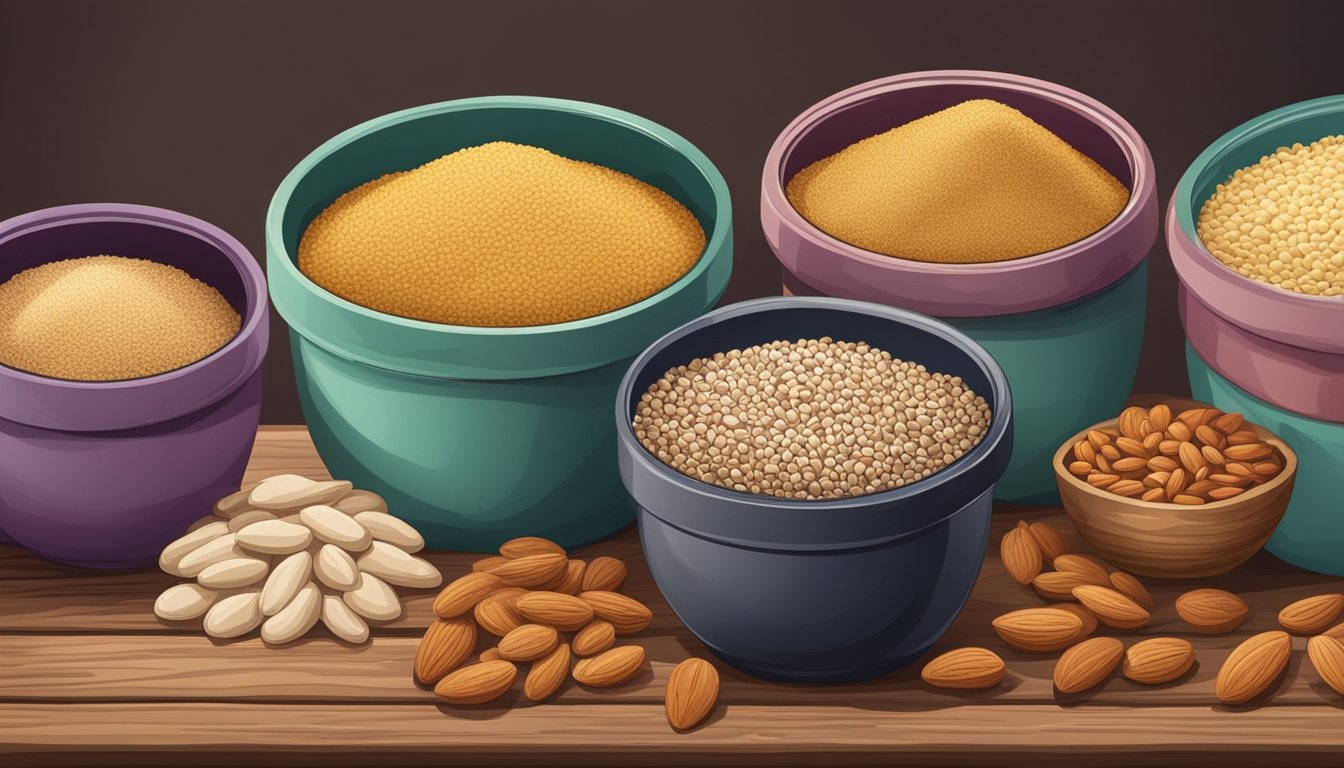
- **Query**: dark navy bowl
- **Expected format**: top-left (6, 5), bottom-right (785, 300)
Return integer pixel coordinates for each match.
top-left (615, 297), bottom-right (1012, 682)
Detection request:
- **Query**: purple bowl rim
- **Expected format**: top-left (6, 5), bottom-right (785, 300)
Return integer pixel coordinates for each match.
top-left (761, 70), bottom-right (1156, 291)
top-left (0, 203), bottom-right (268, 416)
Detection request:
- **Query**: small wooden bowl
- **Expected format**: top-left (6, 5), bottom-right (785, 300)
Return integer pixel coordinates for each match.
top-left (1053, 396), bottom-right (1297, 579)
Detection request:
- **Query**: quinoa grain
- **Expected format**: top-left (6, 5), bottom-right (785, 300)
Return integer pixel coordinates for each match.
top-left (632, 337), bottom-right (992, 500)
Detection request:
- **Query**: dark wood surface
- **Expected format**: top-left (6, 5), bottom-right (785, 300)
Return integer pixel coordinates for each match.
top-left (2, 426), bottom-right (1343, 766)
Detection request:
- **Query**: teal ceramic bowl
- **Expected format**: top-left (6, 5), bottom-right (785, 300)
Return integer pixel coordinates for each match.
top-left (267, 97), bottom-right (732, 551)
top-left (1187, 345), bottom-right (1343, 575)
top-left (1171, 95), bottom-right (1344, 573)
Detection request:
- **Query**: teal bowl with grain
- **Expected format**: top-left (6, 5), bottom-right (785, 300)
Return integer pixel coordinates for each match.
top-left (266, 96), bottom-right (732, 552)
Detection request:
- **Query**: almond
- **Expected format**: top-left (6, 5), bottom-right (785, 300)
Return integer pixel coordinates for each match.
top-left (498, 623), bottom-right (559, 662)
top-left (1226, 443), bottom-right (1273, 462)
top-left (524, 643), bottom-right (571, 702)
top-left (1118, 407), bottom-right (1148, 439)
top-left (555, 560), bottom-right (587, 595)
top-left (1214, 412), bottom-right (1244, 434)
top-left (1027, 521), bottom-right (1069, 561)
top-left (472, 556), bottom-right (511, 573)
top-left (1176, 588), bottom-right (1248, 634)
top-left (475, 591), bottom-right (525, 637)
top-left (666, 658), bottom-right (720, 730)
top-left (1307, 634), bottom-right (1344, 696)
top-left (1032, 570), bottom-right (1106, 601)
top-left (487, 553), bottom-right (569, 588)
top-left (434, 660), bottom-right (517, 705)
top-left (433, 572), bottom-right (502, 618)
top-left (992, 607), bottom-right (1085, 653)
top-left (1123, 637), bottom-right (1195, 684)
top-left (1216, 631), bottom-right (1291, 705)
top-left (516, 591), bottom-right (596, 631)
top-left (581, 556), bottom-right (629, 592)
top-left (1072, 585), bottom-right (1150, 630)
top-left (1053, 637), bottom-right (1123, 694)
top-left (1108, 572), bottom-right (1154, 611)
top-left (1148, 403), bottom-right (1173, 431)
top-left (1053, 554), bottom-right (1110, 584)
top-left (573, 645), bottom-right (646, 687)
top-left (920, 647), bottom-right (1005, 690)
top-left (499, 536), bottom-right (566, 558)
top-left (573, 620), bottom-right (617, 657)
top-left (1052, 603), bottom-right (1098, 641)
top-left (1000, 526), bottom-right (1042, 585)
top-left (1279, 594), bottom-right (1344, 635)
top-left (415, 617), bottom-right (477, 684)
top-left (580, 590), bottom-right (653, 633)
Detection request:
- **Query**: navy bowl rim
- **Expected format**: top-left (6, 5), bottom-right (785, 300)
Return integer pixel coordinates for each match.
top-left (614, 296), bottom-right (1013, 517)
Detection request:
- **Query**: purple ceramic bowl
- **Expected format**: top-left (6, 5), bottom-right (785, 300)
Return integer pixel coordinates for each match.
top-left (761, 70), bottom-right (1157, 317)
top-left (0, 204), bottom-right (268, 568)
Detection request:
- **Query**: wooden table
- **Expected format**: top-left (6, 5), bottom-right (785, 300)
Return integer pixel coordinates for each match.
top-left (3, 426), bottom-right (1343, 766)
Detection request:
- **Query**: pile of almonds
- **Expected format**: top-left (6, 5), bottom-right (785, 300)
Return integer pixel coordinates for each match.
top-left (1066, 404), bottom-right (1283, 504)
top-left (924, 517), bottom-right (1344, 704)
top-left (154, 474), bottom-right (440, 644)
top-left (417, 536), bottom-right (720, 732)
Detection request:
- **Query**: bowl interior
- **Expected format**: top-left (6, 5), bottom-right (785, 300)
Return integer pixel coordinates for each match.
top-left (1175, 95), bottom-right (1344, 243)
top-left (624, 302), bottom-right (1000, 425)
top-left (0, 218), bottom-right (248, 317)
top-left (778, 82), bottom-right (1134, 191)
top-left (1053, 395), bottom-right (1298, 512)
top-left (278, 102), bottom-right (722, 276)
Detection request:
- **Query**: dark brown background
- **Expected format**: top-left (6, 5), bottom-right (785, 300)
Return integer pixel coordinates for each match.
top-left (1, 0), bottom-right (1339, 423)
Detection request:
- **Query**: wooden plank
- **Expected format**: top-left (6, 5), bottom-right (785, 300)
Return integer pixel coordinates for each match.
top-left (0, 629), bottom-right (1334, 708)
top-left (4, 702), bottom-right (1344, 767)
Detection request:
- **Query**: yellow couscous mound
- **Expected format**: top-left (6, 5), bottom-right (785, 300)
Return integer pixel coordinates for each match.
top-left (298, 141), bottom-right (707, 327)
top-left (0, 255), bottom-right (240, 381)
top-left (786, 99), bottom-right (1130, 263)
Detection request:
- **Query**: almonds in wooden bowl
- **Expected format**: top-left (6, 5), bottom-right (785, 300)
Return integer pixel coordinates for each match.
top-left (1053, 397), bottom-right (1297, 579)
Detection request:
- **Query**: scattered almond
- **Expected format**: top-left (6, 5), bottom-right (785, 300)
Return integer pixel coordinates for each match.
top-left (1123, 637), bottom-right (1195, 685)
top-left (1279, 594), bottom-right (1344, 635)
top-left (1108, 572), bottom-right (1154, 611)
top-left (573, 645), bottom-right (646, 687)
top-left (992, 607), bottom-right (1085, 653)
top-left (433, 572), bottom-right (503, 618)
top-left (516, 591), bottom-right (595, 631)
top-left (1027, 521), bottom-right (1069, 561)
top-left (1053, 637), bottom-right (1124, 694)
top-left (1176, 588), bottom-right (1248, 634)
top-left (498, 623), bottom-right (559, 662)
top-left (573, 620), bottom-right (617, 657)
top-left (499, 536), bottom-right (566, 558)
top-left (582, 556), bottom-right (629, 592)
top-left (434, 660), bottom-right (518, 705)
top-left (1053, 554), bottom-right (1110, 585)
top-left (1000, 526), bottom-right (1043, 585)
top-left (920, 647), bottom-right (1006, 690)
top-left (1216, 631), bottom-right (1291, 705)
top-left (665, 658), bottom-right (721, 730)
top-left (1032, 570), bottom-right (1106, 601)
top-left (487, 553), bottom-right (570, 588)
top-left (1072, 585), bottom-right (1150, 630)
top-left (475, 590), bottom-right (526, 637)
top-left (524, 643), bottom-right (571, 702)
top-left (556, 560), bottom-right (587, 595)
top-left (1307, 634), bottom-right (1344, 697)
top-left (580, 590), bottom-right (654, 633)
top-left (415, 618), bottom-right (477, 684)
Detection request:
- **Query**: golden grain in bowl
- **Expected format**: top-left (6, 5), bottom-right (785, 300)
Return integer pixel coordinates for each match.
top-left (1052, 397), bottom-right (1297, 578)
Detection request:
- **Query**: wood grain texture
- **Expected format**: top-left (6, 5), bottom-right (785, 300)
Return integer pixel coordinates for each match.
top-left (6, 703), bottom-right (1344, 767)
top-left (3, 425), bottom-right (1344, 765)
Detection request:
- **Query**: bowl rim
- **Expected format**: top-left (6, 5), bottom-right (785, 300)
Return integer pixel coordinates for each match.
top-left (762, 69), bottom-right (1155, 279)
top-left (615, 295), bottom-right (1013, 514)
top-left (0, 203), bottom-right (267, 390)
top-left (265, 95), bottom-right (732, 339)
top-left (1051, 395), bottom-right (1298, 514)
top-left (1171, 93), bottom-right (1344, 312)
